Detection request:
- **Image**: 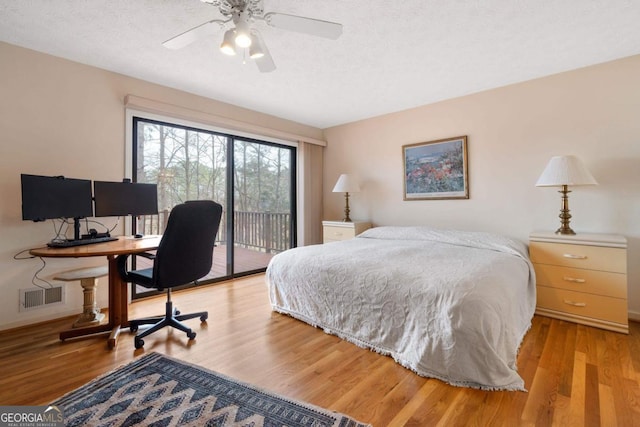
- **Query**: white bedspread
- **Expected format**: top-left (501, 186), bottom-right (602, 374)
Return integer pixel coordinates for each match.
top-left (266, 226), bottom-right (536, 390)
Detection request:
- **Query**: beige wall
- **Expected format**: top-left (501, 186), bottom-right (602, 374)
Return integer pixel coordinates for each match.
top-left (0, 42), bottom-right (323, 330)
top-left (323, 55), bottom-right (640, 318)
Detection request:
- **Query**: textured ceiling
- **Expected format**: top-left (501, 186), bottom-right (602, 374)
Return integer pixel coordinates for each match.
top-left (1, 0), bottom-right (639, 129)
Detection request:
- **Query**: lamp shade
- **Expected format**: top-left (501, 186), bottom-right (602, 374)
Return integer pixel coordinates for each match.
top-left (332, 174), bottom-right (360, 193)
top-left (249, 33), bottom-right (265, 58)
top-left (535, 155), bottom-right (598, 187)
top-left (220, 29), bottom-right (237, 56)
top-left (234, 19), bottom-right (252, 48)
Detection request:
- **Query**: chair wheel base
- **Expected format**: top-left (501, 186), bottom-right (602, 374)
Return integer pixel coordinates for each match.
top-left (128, 299), bottom-right (208, 347)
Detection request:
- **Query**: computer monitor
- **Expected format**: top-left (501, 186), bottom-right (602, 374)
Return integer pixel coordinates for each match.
top-left (21, 174), bottom-right (94, 240)
top-left (21, 174), bottom-right (93, 221)
top-left (93, 180), bottom-right (159, 217)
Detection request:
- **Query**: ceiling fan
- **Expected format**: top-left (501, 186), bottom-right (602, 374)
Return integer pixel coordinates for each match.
top-left (163, 0), bottom-right (343, 73)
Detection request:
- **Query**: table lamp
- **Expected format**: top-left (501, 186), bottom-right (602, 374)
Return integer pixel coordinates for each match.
top-left (535, 155), bottom-right (597, 235)
top-left (332, 174), bottom-right (360, 222)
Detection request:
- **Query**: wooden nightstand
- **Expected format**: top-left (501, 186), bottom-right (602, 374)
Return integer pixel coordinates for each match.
top-left (529, 231), bottom-right (628, 334)
top-left (322, 220), bottom-right (371, 243)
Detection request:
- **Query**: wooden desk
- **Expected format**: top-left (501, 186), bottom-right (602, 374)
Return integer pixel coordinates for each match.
top-left (30, 236), bottom-right (161, 348)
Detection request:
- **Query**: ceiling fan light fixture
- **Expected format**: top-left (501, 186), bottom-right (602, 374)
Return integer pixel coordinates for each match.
top-left (249, 33), bottom-right (264, 58)
top-left (234, 19), bottom-right (252, 48)
top-left (165, 1), bottom-right (343, 73)
top-left (220, 29), bottom-right (237, 55)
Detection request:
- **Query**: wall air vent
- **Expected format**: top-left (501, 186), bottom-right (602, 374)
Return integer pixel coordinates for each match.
top-left (19, 285), bottom-right (65, 312)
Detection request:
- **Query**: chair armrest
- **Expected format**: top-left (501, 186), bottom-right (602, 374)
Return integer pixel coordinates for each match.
top-left (117, 252), bottom-right (156, 283)
top-left (116, 254), bottom-right (132, 282)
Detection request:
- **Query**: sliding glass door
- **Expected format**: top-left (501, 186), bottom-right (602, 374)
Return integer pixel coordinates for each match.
top-left (131, 117), bottom-right (295, 297)
top-left (232, 138), bottom-right (295, 274)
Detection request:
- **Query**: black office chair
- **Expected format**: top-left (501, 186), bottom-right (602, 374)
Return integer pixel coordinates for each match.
top-left (117, 200), bottom-right (223, 349)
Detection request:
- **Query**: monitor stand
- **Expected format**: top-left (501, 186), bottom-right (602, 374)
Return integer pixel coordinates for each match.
top-left (72, 217), bottom-right (82, 241)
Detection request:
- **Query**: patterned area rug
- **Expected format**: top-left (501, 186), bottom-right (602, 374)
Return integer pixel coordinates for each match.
top-left (52, 352), bottom-right (370, 427)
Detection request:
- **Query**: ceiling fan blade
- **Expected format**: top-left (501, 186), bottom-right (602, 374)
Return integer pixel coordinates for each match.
top-left (263, 12), bottom-right (342, 39)
top-left (254, 39), bottom-right (276, 73)
top-left (162, 19), bottom-right (227, 49)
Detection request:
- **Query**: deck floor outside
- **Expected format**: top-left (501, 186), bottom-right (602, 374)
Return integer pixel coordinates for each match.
top-left (133, 244), bottom-right (278, 295)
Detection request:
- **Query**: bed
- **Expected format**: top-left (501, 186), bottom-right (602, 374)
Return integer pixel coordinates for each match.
top-left (266, 226), bottom-right (536, 391)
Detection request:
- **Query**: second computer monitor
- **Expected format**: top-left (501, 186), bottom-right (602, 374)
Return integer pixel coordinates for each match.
top-left (93, 180), bottom-right (158, 217)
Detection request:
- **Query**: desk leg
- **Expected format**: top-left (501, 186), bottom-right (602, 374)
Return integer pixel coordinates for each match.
top-left (59, 324), bottom-right (113, 341)
top-left (107, 255), bottom-right (121, 349)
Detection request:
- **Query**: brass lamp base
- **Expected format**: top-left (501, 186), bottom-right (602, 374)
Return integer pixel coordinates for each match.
top-left (555, 185), bottom-right (576, 235)
top-left (555, 226), bottom-right (576, 235)
top-left (342, 192), bottom-right (352, 222)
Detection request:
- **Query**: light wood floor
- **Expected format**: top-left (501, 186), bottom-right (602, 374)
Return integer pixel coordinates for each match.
top-left (1, 274), bottom-right (639, 426)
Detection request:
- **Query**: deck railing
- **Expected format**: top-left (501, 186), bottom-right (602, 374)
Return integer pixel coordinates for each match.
top-left (137, 209), bottom-right (291, 254)
top-left (138, 209), bottom-right (170, 236)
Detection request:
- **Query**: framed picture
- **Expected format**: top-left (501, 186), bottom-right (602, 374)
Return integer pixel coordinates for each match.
top-left (403, 136), bottom-right (469, 200)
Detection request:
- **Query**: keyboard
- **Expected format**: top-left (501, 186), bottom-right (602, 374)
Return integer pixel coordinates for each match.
top-left (47, 236), bottom-right (118, 248)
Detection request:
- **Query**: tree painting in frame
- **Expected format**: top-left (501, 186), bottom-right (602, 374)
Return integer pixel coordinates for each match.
top-left (403, 136), bottom-right (469, 200)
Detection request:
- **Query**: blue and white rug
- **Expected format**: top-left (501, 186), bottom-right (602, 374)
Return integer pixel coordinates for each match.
top-left (52, 352), bottom-right (370, 427)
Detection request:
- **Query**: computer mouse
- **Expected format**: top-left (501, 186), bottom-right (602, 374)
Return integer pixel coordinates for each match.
top-left (134, 233), bottom-right (143, 239)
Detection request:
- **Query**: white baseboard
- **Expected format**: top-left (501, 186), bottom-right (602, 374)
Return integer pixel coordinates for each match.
top-left (628, 310), bottom-right (640, 322)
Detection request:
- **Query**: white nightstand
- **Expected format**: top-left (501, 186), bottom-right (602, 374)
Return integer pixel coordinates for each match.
top-left (322, 220), bottom-right (371, 243)
top-left (529, 231), bottom-right (628, 334)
